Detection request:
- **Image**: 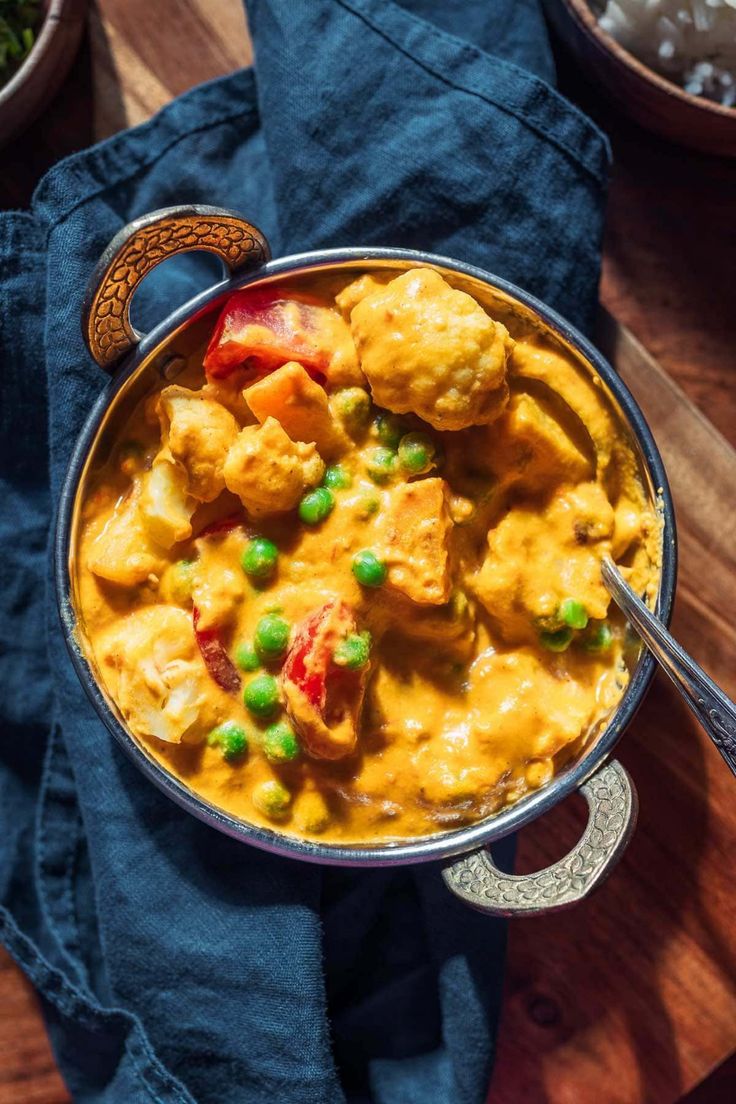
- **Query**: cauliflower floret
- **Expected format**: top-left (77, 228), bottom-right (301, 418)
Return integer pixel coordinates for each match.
top-left (96, 606), bottom-right (211, 743)
top-left (335, 273), bottom-right (391, 317)
top-left (244, 361), bottom-right (349, 459)
top-left (87, 485), bottom-right (165, 586)
top-left (350, 268), bottom-right (512, 431)
top-left (223, 416), bottom-right (325, 517)
top-left (158, 386), bottom-right (240, 502)
top-left (139, 454), bottom-right (195, 549)
top-left (378, 478), bottom-right (453, 605)
top-left (473, 482), bottom-right (615, 645)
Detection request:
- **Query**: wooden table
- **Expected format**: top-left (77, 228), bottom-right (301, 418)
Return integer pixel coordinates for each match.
top-left (2, 4), bottom-right (735, 1102)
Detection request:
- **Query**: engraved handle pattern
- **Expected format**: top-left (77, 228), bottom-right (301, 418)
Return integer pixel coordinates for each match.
top-left (82, 205), bottom-right (271, 372)
top-left (442, 760), bottom-right (637, 917)
top-left (602, 557), bottom-right (736, 780)
top-left (707, 707), bottom-right (736, 761)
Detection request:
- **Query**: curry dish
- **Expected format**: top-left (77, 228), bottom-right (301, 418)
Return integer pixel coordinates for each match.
top-left (75, 266), bottom-right (660, 843)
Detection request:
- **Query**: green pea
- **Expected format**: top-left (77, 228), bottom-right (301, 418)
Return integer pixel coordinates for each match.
top-left (560, 599), bottom-right (589, 630)
top-left (168, 559), bottom-right (195, 604)
top-left (334, 387), bottom-right (371, 432)
top-left (119, 440), bottom-right (144, 473)
top-left (354, 492), bottom-right (379, 519)
top-left (333, 631), bottom-right (372, 670)
top-left (540, 627), bottom-right (574, 653)
top-left (241, 537), bottom-right (279, 579)
top-left (207, 722), bottom-right (248, 763)
top-left (374, 412), bottom-right (407, 450)
top-left (352, 550), bottom-right (387, 588)
top-left (365, 446), bottom-right (397, 484)
top-left (323, 464), bottom-right (353, 490)
top-left (252, 779), bottom-right (291, 820)
top-left (262, 721), bottom-right (300, 763)
top-left (398, 431), bottom-right (435, 475)
top-left (243, 674), bottom-right (280, 718)
top-left (255, 614), bottom-right (291, 660)
top-left (581, 622), bottom-right (613, 653)
top-left (235, 642), bottom-right (261, 672)
top-left (298, 487), bottom-right (335, 525)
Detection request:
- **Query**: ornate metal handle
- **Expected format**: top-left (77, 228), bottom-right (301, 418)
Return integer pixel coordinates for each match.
top-left (442, 759), bottom-right (637, 917)
top-left (82, 205), bottom-right (271, 372)
top-left (602, 557), bottom-right (736, 777)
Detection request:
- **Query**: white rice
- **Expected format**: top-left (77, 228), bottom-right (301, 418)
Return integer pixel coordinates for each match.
top-left (593, 0), bottom-right (736, 106)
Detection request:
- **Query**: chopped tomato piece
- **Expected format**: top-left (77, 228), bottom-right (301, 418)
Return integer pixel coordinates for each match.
top-left (204, 288), bottom-right (331, 382)
top-left (281, 600), bottom-right (369, 760)
top-left (193, 606), bottom-right (241, 694)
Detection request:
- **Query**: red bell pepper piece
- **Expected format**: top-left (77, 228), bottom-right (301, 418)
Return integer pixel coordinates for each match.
top-left (195, 511), bottom-right (248, 540)
top-left (203, 287), bottom-right (331, 382)
top-left (281, 600), bottom-right (369, 760)
top-left (193, 606), bottom-right (241, 694)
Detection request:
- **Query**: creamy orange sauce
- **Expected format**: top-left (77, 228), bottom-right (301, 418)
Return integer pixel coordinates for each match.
top-left (74, 267), bottom-right (660, 844)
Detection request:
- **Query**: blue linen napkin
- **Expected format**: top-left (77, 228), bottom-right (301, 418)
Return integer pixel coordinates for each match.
top-left (0, 2), bottom-right (609, 1101)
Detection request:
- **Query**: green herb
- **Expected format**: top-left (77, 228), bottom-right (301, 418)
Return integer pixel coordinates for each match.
top-left (0, 2), bottom-right (41, 86)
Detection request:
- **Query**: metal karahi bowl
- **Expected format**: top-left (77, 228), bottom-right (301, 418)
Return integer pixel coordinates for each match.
top-left (54, 206), bottom-right (677, 918)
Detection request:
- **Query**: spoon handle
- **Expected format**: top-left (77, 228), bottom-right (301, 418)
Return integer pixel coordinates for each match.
top-left (602, 559), bottom-right (736, 778)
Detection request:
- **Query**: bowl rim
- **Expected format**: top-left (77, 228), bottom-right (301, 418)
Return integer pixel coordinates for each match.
top-left (54, 245), bottom-right (677, 868)
top-left (553, 0), bottom-right (736, 120)
top-left (0, 0), bottom-right (87, 127)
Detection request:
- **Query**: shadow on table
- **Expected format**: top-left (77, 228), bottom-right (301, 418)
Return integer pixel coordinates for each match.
top-left (0, 5), bottom-right (136, 211)
top-left (1, 29), bottom-right (94, 209)
top-left (488, 674), bottom-right (729, 1104)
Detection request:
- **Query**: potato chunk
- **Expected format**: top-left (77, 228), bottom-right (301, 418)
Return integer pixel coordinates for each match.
top-left (350, 268), bottom-right (512, 431)
top-left (97, 606), bottom-right (211, 744)
top-left (223, 416), bottom-right (325, 517)
top-left (191, 530), bottom-right (246, 630)
top-left (378, 478), bottom-right (453, 605)
top-left (244, 362), bottom-right (349, 458)
top-left (158, 386), bottom-right (240, 502)
top-left (87, 486), bottom-right (165, 586)
top-left (473, 482), bottom-right (615, 645)
top-left (486, 391), bottom-right (593, 490)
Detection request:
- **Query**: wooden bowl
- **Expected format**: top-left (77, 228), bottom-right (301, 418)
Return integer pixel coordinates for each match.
top-left (0, 0), bottom-right (87, 148)
top-left (543, 0), bottom-right (736, 157)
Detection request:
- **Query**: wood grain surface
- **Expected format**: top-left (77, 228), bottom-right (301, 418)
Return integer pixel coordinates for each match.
top-left (1, 3), bottom-right (736, 1103)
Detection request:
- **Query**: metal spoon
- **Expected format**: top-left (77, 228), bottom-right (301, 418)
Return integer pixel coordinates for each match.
top-left (602, 557), bottom-right (736, 778)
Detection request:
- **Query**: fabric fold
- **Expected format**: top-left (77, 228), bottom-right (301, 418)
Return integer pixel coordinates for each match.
top-left (0, 2), bottom-right (609, 1101)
